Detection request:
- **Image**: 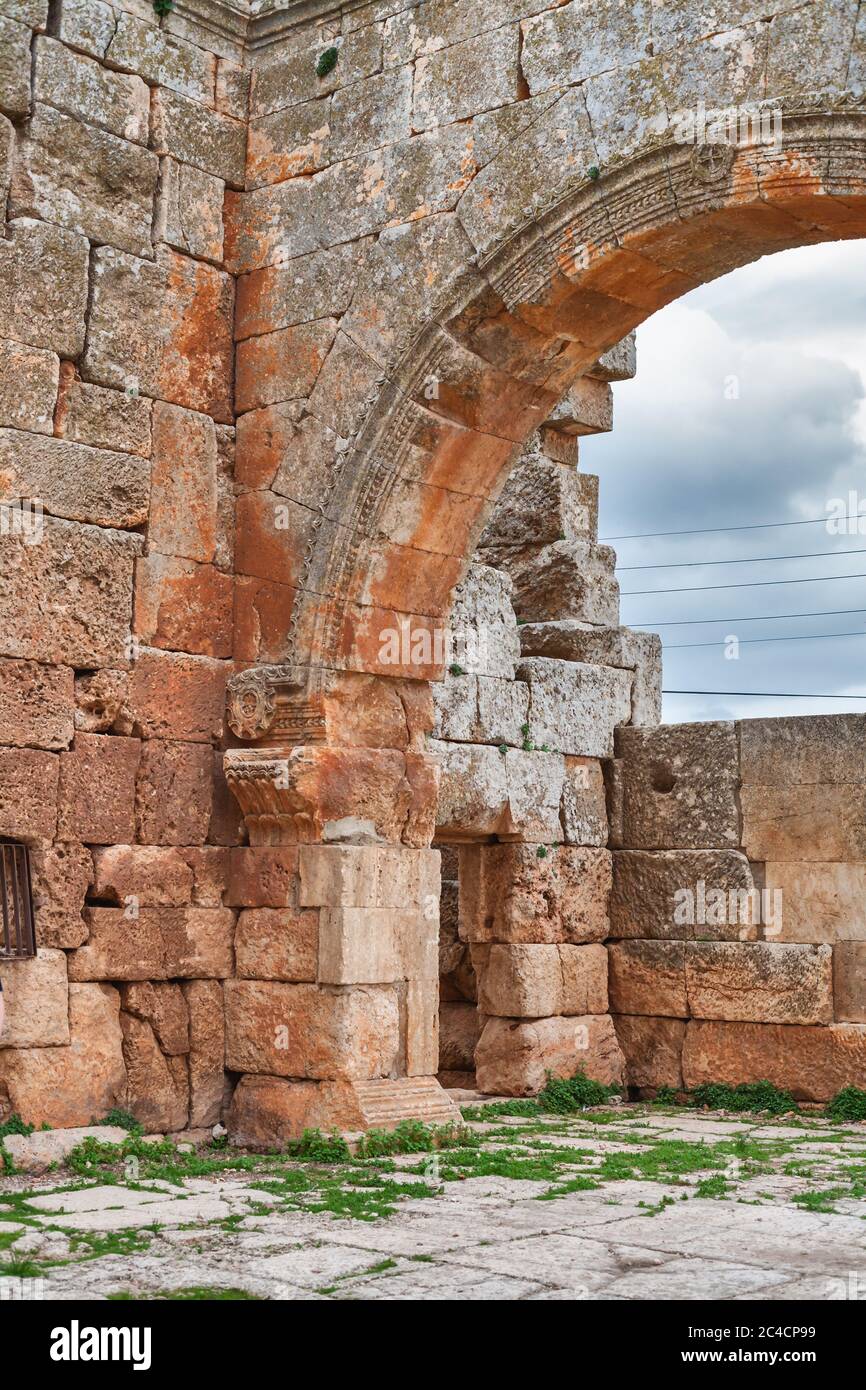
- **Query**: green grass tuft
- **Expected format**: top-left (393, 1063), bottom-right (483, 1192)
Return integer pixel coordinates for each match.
top-left (691, 1080), bottom-right (798, 1116)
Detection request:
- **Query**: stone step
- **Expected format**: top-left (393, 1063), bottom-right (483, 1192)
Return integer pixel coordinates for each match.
top-left (352, 1076), bottom-right (462, 1130)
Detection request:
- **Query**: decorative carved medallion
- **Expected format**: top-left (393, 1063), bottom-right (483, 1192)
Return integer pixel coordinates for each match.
top-left (226, 667), bottom-right (277, 740)
top-left (689, 142), bottom-right (736, 183)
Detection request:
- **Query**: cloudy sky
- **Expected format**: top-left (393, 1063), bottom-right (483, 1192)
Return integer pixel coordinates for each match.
top-left (582, 240), bottom-right (866, 725)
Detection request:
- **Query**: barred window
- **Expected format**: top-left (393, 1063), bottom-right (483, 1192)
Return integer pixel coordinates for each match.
top-left (0, 840), bottom-right (36, 960)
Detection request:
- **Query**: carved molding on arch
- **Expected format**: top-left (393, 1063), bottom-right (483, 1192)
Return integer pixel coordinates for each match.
top-left (227, 107), bottom-right (866, 747)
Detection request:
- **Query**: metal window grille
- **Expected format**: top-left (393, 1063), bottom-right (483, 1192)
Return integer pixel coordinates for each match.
top-left (0, 840), bottom-right (36, 959)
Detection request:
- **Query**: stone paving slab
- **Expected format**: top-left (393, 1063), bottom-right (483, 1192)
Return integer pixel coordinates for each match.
top-left (3, 1108), bottom-right (866, 1301)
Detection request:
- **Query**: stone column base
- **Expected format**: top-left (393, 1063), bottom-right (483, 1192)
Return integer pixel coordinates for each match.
top-left (228, 1074), bottom-right (462, 1148)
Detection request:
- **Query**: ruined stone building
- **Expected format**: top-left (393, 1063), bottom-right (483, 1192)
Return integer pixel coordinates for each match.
top-left (0, 0), bottom-right (864, 1141)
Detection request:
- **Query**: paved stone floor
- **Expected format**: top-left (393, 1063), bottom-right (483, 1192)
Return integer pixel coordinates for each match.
top-left (2, 1105), bottom-right (866, 1301)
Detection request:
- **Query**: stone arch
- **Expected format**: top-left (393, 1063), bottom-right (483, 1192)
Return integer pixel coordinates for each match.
top-left (224, 97), bottom-right (866, 1136)
top-left (227, 107), bottom-right (866, 751)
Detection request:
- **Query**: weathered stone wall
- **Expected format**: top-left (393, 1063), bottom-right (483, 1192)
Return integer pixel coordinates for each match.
top-left (1, 0), bottom-right (864, 1135)
top-left (0, 0), bottom-right (246, 1132)
top-left (610, 717), bottom-right (866, 1102)
top-left (431, 363), bottom-right (662, 1096)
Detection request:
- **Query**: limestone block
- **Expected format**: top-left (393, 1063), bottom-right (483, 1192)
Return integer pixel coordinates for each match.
top-left (476, 676), bottom-right (530, 746)
top-left (0, 659), bottom-right (73, 750)
top-left (740, 714), bottom-right (866, 785)
top-left (69, 906), bottom-right (234, 981)
top-left (450, 564), bottom-right (520, 678)
top-left (480, 456), bottom-right (598, 550)
top-left (763, 862), bottom-right (866, 943)
top-left (34, 36), bottom-right (149, 142)
top-left (459, 843), bottom-right (611, 944)
top-left (331, 65), bottom-right (412, 160)
top-left (406, 975), bottom-right (438, 1076)
top-left (547, 377), bottom-right (614, 435)
top-left (60, 380), bottom-right (152, 457)
top-left (151, 88), bottom-right (246, 187)
top-left (4, 1123), bottom-right (128, 1174)
top-left (501, 541), bottom-right (621, 625)
top-left (0, 745), bottom-right (57, 841)
top-left (83, 246), bottom-right (233, 424)
top-left (520, 622), bottom-right (662, 726)
top-left (149, 401), bottom-right (219, 563)
top-left (611, 850), bottom-right (758, 941)
top-left (432, 740), bottom-right (563, 841)
top-left (589, 333), bottom-right (637, 382)
top-left (235, 907), bottom-right (318, 982)
top-left (184, 979), bottom-right (225, 1127)
top-left (339, 214), bottom-right (475, 368)
top-left (456, 86), bottom-right (595, 255)
top-left (227, 1074), bottom-right (459, 1146)
top-left (560, 757), bottom-right (608, 847)
top-left (438, 1001), bottom-right (481, 1071)
top-left (742, 783), bottom-right (866, 861)
top-left (474, 942), bottom-right (608, 1018)
top-left (833, 943), bottom-right (866, 1023)
top-left (501, 748), bottom-right (564, 842)
top-left (431, 740), bottom-right (508, 838)
top-left (0, 219), bottom-right (89, 358)
top-left (12, 105), bottom-right (159, 259)
top-left (475, 1014), bottom-right (625, 1096)
top-left (608, 940), bottom-right (688, 1019)
top-left (57, 732), bottom-right (140, 844)
top-left (121, 1013), bottom-right (188, 1132)
top-left (0, 982), bottom-right (126, 1128)
top-left (613, 1015), bottom-right (686, 1090)
top-left (120, 981), bottom-right (189, 1055)
top-left (223, 980), bottom-right (400, 1081)
top-left (246, 96), bottom-right (331, 186)
top-left (516, 658), bottom-right (632, 757)
top-left (91, 845), bottom-right (194, 908)
top-left (0, 517), bottom-right (140, 668)
top-left (155, 158), bottom-right (225, 263)
top-left (227, 847), bottom-right (299, 909)
top-left (0, 0), bottom-right (48, 27)
top-left (614, 722), bottom-right (740, 850)
top-left (0, 429), bottom-right (150, 529)
top-left (0, 949), bottom-right (69, 1047)
top-left (432, 672), bottom-right (477, 741)
top-left (0, 339), bottom-right (58, 434)
top-left (180, 846), bottom-right (230, 907)
top-left (0, 14), bottom-right (31, 116)
top-left (298, 844), bottom-right (439, 911)
top-left (685, 942), bottom-right (833, 1025)
top-left (135, 739), bottom-right (213, 846)
top-left (235, 317), bottom-right (339, 414)
top-left (74, 669), bottom-right (133, 735)
top-left (520, 0), bottom-right (648, 94)
top-left (250, 24), bottom-right (382, 116)
top-left (134, 555), bottom-right (233, 660)
top-left (128, 649), bottom-right (226, 743)
top-left (413, 25), bottom-right (522, 129)
top-left (306, 329), bottom-right (388, 441)
top-left (57, 0), bottom-right (116, 59)
top-left (30, 839), bottom-right (91, 949)
top-left (106, 12), bottom-right (216, 104)
top-left (0, 111), bottom-right (11, 205)
top-left (318, 907), bottom-right (437, 985)
top-left (236, 245), bottom-right (362, 343)
top-left (682, 1020), bottom-right (866, 1102)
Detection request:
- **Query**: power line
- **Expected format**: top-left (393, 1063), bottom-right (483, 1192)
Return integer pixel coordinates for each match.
top-left (603, 514), bottom-right (860, 541)
top-left (634, 606), bottom-right (866, 627)
top-left (663, 690), bottom-right (866, 700)
top-left (666, 629), bottom-right (866, 649)
top-left (619, 547), bottom-right (866, 571)
top-left (622, 571), bottom-right (866, 596)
